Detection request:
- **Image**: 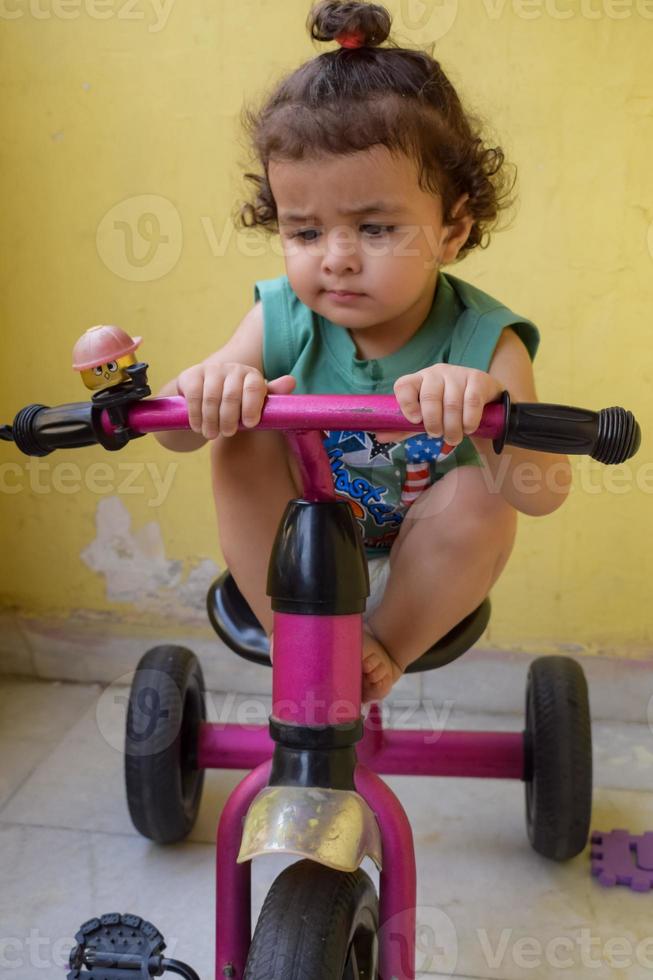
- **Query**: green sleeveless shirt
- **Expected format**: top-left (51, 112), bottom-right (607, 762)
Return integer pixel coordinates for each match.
top-left (254, 272), bottom-right (540, 558)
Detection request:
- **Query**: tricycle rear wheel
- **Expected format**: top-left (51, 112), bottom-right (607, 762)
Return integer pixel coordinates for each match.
top-left (524, 655), bottom-right (592, 860)
top-left (244, 859), bottom-right (379, 979)
top-left (124, 645), bottom-right (205, 844)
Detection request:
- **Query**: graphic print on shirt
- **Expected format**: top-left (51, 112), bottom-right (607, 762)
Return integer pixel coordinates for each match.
top-left (322, 430), bottom-right (456, 548)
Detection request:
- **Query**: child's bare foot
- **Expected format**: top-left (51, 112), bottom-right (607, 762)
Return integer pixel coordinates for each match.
top-left (362, 626), bottom-right (403, 705)
top-left (269, 628), bottom-right (402, 703)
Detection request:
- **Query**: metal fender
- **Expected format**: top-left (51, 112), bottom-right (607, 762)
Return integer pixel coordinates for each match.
top-left (237, 785), bottom-right (382, 873)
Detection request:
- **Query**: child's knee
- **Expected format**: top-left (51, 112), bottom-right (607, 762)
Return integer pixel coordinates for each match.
top-left (211, 429), bottom-right (300, 491)
top-left (212, 428), bottom-right (279, 464)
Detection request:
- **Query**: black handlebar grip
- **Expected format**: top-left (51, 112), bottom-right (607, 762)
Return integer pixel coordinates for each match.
top-left (494, 393), bottom-right (641, 463)
top-left (10, 402), bottom-right (111, 456)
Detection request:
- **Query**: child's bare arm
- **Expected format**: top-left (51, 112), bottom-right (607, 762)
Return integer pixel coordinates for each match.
top-left (391, 327), bottom-right (572, 516)
top-left (153, 377), bottom-right (208, 453)
top-left (469, 327), bottom-right (573, 516)
top-left (154, 301), bottom-right (293, 452)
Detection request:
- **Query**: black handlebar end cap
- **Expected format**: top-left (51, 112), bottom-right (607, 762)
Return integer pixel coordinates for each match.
top-left (11, 404), bottom-right (53, 457)
top-left (593, 407), bottom-right (642, 464)
top-left (491, 390), bottom-right (511, 456)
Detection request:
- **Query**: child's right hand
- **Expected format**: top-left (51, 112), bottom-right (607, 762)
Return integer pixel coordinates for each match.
top-left (175, 360), bottom-right (296, 440)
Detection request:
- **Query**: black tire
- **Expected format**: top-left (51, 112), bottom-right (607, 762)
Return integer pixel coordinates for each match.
top-left (244, 859), bottom-right (379, 979)
top-left (524, 656), bottom-right (592, 861)
top-left (124, 645), bottom-right (206, 844)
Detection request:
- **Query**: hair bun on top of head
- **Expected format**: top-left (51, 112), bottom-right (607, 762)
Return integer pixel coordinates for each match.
top-left (307, 1), bottom-right (392, 50)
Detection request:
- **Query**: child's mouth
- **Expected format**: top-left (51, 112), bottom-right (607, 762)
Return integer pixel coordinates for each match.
top-left (325, 290), bottom-right (366, 302)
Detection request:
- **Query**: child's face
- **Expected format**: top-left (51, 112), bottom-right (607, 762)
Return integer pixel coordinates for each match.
top-left (269, 146), bottom-right (472, 338)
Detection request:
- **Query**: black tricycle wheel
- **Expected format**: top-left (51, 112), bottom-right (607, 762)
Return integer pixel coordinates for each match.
top-left (124, 645), bottom-right (206, 844)
top-left (244, 859), bottom-right (379, 979)
top-left (524, 655), bottom-right (593, 861)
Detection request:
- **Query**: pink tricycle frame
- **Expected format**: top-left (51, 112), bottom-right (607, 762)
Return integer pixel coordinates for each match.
top-left (110, 393), bottom-right (525, 980)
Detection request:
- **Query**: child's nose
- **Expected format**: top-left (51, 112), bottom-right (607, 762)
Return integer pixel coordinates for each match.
top-left (322, 228), bottom-right (362, 274)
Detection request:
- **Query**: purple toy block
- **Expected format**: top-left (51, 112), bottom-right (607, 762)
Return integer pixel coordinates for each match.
top-left (590, 829), bottom-right (653, 892)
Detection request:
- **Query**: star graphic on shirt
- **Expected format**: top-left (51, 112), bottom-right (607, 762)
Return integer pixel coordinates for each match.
top-left (405, 435), bottom-right (446, 463)
top-left (322, 430), bottom-right (368, 454)
top-left (368, 434), bottom-right (398, 462)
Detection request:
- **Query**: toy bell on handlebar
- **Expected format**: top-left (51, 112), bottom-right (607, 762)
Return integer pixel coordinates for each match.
top-left (72, 325), bottom-right (151, 444)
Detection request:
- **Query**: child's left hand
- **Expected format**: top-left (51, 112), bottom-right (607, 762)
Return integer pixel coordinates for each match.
top-left (362, 628), bottom-right (404, 704)
top-left (375, 364), bottom-right (504, 444)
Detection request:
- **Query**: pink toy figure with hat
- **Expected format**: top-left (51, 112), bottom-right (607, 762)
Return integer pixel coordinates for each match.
top-left (72, 324), bottom-right (150, 443)
top-left (72, 324), bottom-right (143, 394)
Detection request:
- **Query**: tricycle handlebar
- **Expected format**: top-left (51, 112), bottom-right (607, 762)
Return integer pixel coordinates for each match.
top-left (1, 392), bottom-right (642, 465)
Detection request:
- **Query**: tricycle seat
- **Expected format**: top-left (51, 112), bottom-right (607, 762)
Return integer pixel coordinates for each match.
top-left (207, 570), bottom-right (491, 674)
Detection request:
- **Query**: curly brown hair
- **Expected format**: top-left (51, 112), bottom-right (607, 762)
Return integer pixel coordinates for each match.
top-left (235, 0), bottom-right (516, 259)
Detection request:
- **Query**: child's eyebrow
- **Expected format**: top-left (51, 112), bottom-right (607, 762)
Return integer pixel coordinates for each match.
top-left (279, 201), bottom-right (407, 222)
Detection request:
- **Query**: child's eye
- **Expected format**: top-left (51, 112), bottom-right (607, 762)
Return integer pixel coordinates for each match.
top-left (292, 229), bottom-right (320, 242)
top-left (290, 225), bottom-right (396, 242)
top-left (360, 224), bottom-right (396, 236)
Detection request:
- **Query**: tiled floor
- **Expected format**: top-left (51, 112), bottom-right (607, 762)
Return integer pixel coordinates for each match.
top-left (1, 675), bottom-right (652, 979)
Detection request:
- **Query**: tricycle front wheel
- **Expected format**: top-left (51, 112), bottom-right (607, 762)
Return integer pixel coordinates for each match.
top-left (244, 859), bottom-right (379, 979)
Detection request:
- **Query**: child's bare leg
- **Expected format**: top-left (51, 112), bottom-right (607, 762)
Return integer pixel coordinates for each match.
top-left (210, 430), bottom-right (302, 642)
top-left (365, 465), bottom-right (518, 672)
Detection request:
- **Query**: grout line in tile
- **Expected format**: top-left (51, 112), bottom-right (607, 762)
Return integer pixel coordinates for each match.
top-left (0, 817), bottom-right (216, 846)
top-left (0, 739), bottom-right (69, 818)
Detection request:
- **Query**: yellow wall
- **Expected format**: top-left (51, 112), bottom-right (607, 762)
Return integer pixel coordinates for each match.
top-left (0, 0), bottom-right (651, 654)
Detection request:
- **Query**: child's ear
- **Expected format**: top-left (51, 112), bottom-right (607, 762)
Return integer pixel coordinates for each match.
top-left (441, 193), bottom-right (473, 261)
top-left (453, 193), bottom-right (471, 221)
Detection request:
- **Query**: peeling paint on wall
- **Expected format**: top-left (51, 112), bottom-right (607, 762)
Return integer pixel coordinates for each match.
top-left (81, 497), bottom-right (220, 618)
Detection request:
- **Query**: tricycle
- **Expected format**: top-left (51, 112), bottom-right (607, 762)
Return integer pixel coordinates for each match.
top-left (0, 334), bottom-right (642, 979)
